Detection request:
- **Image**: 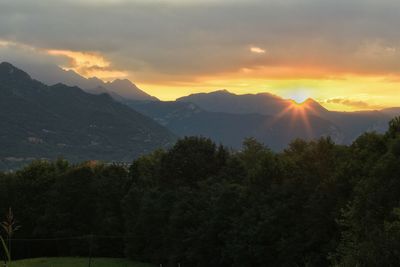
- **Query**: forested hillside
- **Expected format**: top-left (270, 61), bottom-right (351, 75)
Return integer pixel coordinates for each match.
top-left (0, 62), bottom-right (175, 170)
top-left (1, 117), bottom-right (400, 266)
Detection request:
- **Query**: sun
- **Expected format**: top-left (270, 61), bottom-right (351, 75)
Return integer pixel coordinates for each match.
top-left (291, 94), bottom-right (310, 104)
top-left (286, 89), bottom-right (311, 104)
top-left (269, 97), bottom-right (320, 138)
top-left (291, 100), bottom-right (307, 107)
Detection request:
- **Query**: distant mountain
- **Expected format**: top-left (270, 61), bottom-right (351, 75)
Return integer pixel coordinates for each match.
top-left (177, 90), bottom-right (329, 116)
top-left (324, 110), bottom-right (390, 140)
top-left (0, 62), bottom-right (175, 170)
top-left (130, 90), bottom-right (399, 149)
top-left (14, 62), bottom-right (158, 101)
top-left (128, 100), bottom-right (342, 150)
top-left (381, 107), bottom-right (400, 116)
top-left (85, 86), bottom-right (126, 102)
top-left (2, 61), bottom-right (398, 162)
top-left (105, 79), bottom-right (158, 101)
top-left (176, 90), bottom-right (395, 140)
top-left (127, 100), bottom-right (203, 126)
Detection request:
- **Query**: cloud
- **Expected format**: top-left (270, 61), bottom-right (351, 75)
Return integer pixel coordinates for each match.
top-left (250, 46), bottom-right (266, 54)
top-left (0, 39), bottom-right (127, 81)
top-left (0, 39), bottom-right (65, 67)
top-left (47, 49), bottom-right (127, 80)
top-left (47, 50), bottom-right (110, 69)
top-left (1, 0), bottom-right (400, 84)
top-left (325, 97), bottom-right (381, 110)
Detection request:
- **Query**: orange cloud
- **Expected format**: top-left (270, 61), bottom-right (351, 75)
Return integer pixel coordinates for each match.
top-left (325, 97), bottom-right (383, 110)
top-left (47, 49), bottom-right (127, 80)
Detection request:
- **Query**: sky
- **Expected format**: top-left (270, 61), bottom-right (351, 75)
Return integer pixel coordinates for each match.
top-left (1, 0), bottom-right (400, 111)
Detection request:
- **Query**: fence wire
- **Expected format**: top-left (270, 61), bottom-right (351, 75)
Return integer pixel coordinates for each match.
top-left (1, 235), bottom-right (128, 264)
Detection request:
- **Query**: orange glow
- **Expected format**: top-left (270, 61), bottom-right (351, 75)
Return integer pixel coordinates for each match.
top-left (138, 72), bottom-right (400, 111)
top-left (271, 100), bottom-right (321, 137)
top-left (1, 38), bottom-right (397, 112)
top-left (47, 49), bottom-right (127, 81)
top-left (47, 50), bottom-right (109, 68)
top-left (43, 48), bottom-right (400, 111)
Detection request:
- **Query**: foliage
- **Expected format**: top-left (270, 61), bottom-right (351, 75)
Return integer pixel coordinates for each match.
top-left (1, 117), bottom-right (400, 266)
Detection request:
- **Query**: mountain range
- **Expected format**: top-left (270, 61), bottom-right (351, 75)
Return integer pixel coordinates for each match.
top-left (1, 61), bottom-right (399, 169)
top-left (13, 62), bottom-right (157, 101)
top-left (0, 62), bottom-right (174, 170)
top-left (177, 89), bottom-right (328, 115)
top-left (128, 90), bottom-right (394, 149)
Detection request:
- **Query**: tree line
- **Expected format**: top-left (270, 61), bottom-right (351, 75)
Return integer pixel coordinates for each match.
top-left (1, 117), bottom-right (400, 266)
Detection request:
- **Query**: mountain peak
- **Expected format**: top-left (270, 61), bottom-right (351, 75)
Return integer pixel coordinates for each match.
top-left (304, 97), bottom-right (317, 103)
top-left (87, 76), bottom-right (104, 84)
top-left (0, 62), bottom-right (32, 81)
top-left (213, 89), bottom-right (232, 94)
top-left (304, 97), bottom-right (326, 108)
top-left (110, 78), bottom-right (137, 88)
top-left (107, 78), bottom-right (158, 101)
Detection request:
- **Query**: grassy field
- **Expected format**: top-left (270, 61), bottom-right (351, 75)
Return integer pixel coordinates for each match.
top-left (11, 257), bottom-right (155, 267)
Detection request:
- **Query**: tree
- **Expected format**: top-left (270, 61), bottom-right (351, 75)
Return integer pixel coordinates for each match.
top-left (159, 136), bottom-right (222, 188)
top-left (387, 116), bottom-right (400, 138)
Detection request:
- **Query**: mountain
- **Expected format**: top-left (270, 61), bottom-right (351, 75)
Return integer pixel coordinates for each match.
top-left (129, 90), bottom-right (399, 150)
top-left (176, 90), bottom-right (395, 140)
top-left (127, 100), bottom-right (342, 150)
top-left (105, 79), bottom-right (158, 101)
top-left (324, 110), bottom-right (390, 140)
top-left (0, 62), bottom-right (175, 170)
top-left (85, 86), bottom-right (126, 102)
top-left (2, 62), bottom-right (398, 162)
top-left (13, 62), bottom-right (158, 101)
top-left (127, 100), bottom-right (203, 126)
top-left (177, 90), bottom-right (329, 116)
top-left (381, 107), bottom-right (400, 116)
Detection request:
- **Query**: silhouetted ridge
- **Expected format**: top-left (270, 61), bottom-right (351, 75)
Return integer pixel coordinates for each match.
top-left (0, 62), bottom-right (32, 82)
top-left (0, 63), bottom-right (175, 170)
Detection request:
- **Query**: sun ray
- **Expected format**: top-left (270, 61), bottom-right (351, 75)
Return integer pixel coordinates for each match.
top-left (269, 100), bottom-right (318, 138)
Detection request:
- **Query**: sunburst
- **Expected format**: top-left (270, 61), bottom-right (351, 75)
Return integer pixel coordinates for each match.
top-left (271, 99), bottom-right (319, 137)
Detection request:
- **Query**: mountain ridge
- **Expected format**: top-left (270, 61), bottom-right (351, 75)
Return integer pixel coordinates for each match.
top-left (9, 62), bottom-right (158, 101)
top-left (0, 62), bottom-right (175, 170)
top-left (130, 90), bottom-right (399, 149)
top-left (2, 61), bottom-right (400, 162)
top-left (177, 89), bottom-right (329, 116)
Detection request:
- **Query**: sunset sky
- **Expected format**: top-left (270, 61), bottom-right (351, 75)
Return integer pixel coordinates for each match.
top-left (1, 0), bottom-right (400, 111)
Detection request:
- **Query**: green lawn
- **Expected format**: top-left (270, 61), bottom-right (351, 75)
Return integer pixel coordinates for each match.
top-left (11, 257), bottom-right (155, 267)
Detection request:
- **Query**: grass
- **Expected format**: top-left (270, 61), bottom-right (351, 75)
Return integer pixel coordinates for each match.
top-left (11, 257), bottom-right (155, 267)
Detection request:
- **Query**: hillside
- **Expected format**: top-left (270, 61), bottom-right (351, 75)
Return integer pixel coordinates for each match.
top-left (0, 62), bottom-right (175, 170)
top-left (171, 90), bottom-right (398, 146)
top-left (128, 100), bottom-right (341, 150)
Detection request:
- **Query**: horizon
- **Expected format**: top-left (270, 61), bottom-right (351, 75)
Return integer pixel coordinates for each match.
top-left (1, 0), bottom-right (400, 111)
top-left (1, 60), bottom-right (393, 113)
top-left (2, 60), bottom-right (395, 113)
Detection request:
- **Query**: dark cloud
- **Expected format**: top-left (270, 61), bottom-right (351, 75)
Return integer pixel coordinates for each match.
top-left (0, 41), bottom-right (66, 68)
top-left (1, 0), bottom-right (400, 83)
